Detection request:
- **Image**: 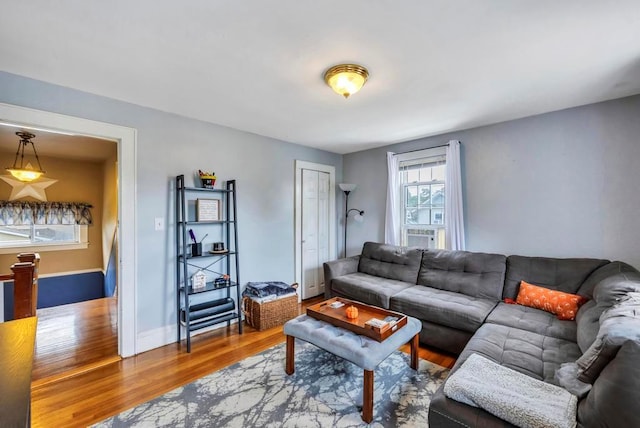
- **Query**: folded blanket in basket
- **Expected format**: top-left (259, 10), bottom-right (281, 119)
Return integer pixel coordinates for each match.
top-left (246, 292), bottom-right (297, 304)
top-left (243, 281), bottom-right (296, 298)
top-left (443, 353), bottom-right (577, 428)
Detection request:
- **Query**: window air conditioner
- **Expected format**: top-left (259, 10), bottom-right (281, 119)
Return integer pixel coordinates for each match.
top-left (406, 228), bottom-right (437, 249)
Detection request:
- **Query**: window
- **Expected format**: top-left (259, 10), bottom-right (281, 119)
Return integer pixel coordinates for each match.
top-left (398, 147), bottom-right (447, 249)
top-left (0, 224), bottom-right (88, 252)
top-left (0, 201), bottom-right (92, 253)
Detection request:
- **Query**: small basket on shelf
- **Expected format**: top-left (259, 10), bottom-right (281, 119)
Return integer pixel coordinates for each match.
top-left (198, 170), bottom-right (217, 189)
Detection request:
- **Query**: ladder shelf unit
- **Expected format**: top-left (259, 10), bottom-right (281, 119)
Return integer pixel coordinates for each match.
top-left (175, 174), bottom-right (242, 352)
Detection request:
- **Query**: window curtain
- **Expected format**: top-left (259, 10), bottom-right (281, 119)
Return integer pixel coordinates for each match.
top-left (0, 201), bottom-right (93, 225)
top-left (385, 152), bottom-right (401, 245)
top-left (445, 140), bottom-right (465, 250)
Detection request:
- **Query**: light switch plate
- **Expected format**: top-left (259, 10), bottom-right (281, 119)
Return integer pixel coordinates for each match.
top-left (154, 217), bottom-right (164, 231)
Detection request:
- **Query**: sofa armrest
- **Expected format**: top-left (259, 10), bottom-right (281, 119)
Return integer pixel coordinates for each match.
top-left (323, 256), bottom-right (360, 299)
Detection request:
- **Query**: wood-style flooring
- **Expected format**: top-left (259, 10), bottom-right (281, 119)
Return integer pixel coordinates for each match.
top-left (32, 297), bottom-right (119, 387)
top-left (31, 296), bottom-right (456, 428)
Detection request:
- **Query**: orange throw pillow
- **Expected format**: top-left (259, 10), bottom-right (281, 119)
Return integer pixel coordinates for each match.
top-left (516, 281), bottom-right (588, 321)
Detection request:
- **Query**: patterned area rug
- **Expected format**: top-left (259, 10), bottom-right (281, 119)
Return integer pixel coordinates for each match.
top-left (94, 341), bottom-right (450, 427)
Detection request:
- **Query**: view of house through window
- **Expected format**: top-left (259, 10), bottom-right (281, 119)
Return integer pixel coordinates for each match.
top-left (399, 148), bottom-right (446, 249)
top-left (0, 224), bottom-right (85, 248)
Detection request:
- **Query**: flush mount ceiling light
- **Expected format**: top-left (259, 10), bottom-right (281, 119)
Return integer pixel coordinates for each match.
top-left (324, 64), bottom-right (369, 99)
top-left (6, 131), bottom-right (45, 182)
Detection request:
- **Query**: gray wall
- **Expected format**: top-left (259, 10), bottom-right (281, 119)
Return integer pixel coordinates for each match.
top-left (0, 71), bottom-right (343, 335)
top-left (344, 95), bottom-right (640, 269)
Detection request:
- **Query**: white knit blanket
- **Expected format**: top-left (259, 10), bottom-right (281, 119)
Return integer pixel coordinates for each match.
top-left (444, 353), bottom-right (577, 428)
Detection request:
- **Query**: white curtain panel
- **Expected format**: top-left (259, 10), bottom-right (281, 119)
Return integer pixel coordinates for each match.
top-left (445, 140), bottom-right (466, 250)
top-left (385, 152), bottom-right (401, 245)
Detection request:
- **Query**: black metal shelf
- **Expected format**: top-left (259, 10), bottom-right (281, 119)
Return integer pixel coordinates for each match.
top-left (180, 280), bottom-right (238, 295)
top-left (183, 186), bottom-right (232, 193)
top-left (179, 251), bottom-right (237, 261)
top-left (180, 312), bottom-right (239, 331)
top-left (175, 175), bottom-right (242, 353)
top-left (178, 220), bottom-right (236, 225)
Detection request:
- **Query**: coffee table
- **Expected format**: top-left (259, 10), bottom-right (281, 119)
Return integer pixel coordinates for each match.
top-left (283, 299), bottom-right (421, 423)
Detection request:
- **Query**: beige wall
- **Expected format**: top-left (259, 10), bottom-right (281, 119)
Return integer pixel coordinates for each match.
top-left (0, 152), bottom-right (105, 275)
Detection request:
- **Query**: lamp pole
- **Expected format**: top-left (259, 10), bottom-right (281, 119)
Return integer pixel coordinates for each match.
top-left (343, 190), bottom-right (350, 258)
top-left (339, 183), bottom-right (363, 259)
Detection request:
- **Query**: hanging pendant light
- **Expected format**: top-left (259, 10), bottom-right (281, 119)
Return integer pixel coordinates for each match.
top-left (324, 64), bottom-right (369, 99)
top-left (6, 131), bottom-right (45, 182)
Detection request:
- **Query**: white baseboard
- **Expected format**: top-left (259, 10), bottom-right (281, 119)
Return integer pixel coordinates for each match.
top-left (136, 318), bottom-right (240, 354)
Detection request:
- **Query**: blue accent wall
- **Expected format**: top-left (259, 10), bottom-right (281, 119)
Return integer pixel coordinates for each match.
top-left (3, 271), bottom-right (105, 321)
top-left (104, 235), bottom-right (117, 297)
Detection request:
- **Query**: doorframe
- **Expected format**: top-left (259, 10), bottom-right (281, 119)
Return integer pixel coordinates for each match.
top-left (294, 160), bottom-right (336, 300)
top-left (0, 102), bottom-right (137, 357)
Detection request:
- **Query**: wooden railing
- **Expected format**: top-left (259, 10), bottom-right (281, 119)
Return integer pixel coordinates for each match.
top-left (0, 253), bottom-right (40, 320)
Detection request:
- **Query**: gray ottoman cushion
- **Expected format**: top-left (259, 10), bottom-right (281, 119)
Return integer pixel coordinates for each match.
top-left (503, 255), bottom-right (609, 300)
top-left (486, 302), bottom-right (577, 342)
top-left (331, 272), bottom-right (413, 308)
top-left (390, 285), bottom-right (497, 333)
top-left (358, 242), bottom-right (422, 284)
top-left (283, 314), bottom-right (421, 371)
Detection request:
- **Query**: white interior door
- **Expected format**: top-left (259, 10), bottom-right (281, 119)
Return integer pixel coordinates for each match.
top-left (301, 169), bottom-right (330, 299)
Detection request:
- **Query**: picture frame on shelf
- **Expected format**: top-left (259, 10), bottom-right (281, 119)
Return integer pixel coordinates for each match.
top-left (196, 198), bottom-right (221, 221)
top-left (191, 270), bottom-right (207, 291)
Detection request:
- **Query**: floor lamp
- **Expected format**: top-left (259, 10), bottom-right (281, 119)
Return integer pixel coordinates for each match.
top-left (339, 183), bottom-right (365, 258)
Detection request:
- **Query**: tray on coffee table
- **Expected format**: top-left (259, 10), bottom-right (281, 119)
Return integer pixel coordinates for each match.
top-left (306, 297), bottom-right (408, 342)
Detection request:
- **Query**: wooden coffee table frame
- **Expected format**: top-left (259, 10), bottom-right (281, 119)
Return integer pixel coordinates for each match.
top-left (285, 330), bottom-right (419, 423)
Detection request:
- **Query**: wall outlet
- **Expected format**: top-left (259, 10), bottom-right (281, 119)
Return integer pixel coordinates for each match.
top-left (154, 217), bottom-right (164, 231)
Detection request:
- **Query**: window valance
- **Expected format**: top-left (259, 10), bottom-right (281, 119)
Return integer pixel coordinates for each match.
top-left (0, 201), bottom-right (93, 225)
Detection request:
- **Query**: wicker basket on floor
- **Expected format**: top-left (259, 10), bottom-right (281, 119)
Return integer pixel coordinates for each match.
top-left (242, 284), bottom-right (299, 331)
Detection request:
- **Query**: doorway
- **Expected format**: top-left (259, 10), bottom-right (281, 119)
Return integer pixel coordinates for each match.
top-left (0, 126), bottom-right (120, 382)
top-left (294, 161), bottom-right (336, 300)
top-left (0, 102), bottom-right (137, 358)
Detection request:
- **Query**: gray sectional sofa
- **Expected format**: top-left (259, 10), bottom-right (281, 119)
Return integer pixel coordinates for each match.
top-left (323, 242), bottom-right (640, 427)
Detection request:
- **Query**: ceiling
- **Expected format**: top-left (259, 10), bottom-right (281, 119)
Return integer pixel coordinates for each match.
top-left (0, 125), bottom-right (116, 162)
top-left (1, 1), bottom-right (639, 155)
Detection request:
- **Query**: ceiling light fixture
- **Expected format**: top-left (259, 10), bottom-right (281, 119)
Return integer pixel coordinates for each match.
top-left (6, 131), bottom-right (45, 182)
top-left (324, 64), bottom-right (369, 99)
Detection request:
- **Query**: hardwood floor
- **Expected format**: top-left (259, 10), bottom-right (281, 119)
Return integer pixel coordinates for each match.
top-left (32, 297), bottom-right (119, 386)
top-left (31, 296), bottom-right (456, 428)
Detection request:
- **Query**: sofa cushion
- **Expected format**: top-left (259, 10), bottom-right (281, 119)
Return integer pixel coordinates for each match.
top-left (429, 324), bottom-right (581, 428)
top-left (591, 271), bottom-right (640, 309)
top-left (486, 302), bottom-right (577, 342)
top-left (515, 281), bottom-right (587, 320)
top-left (357, 242), bottom-right (422, 284)
top-left (577, 261), bottom-right (640, 299)
top-left (429, 386), bottom-right (516, 428)
top-left (390, 285), bottom-right (498, 333)
top-left (503, 255), bottom-right (609, 300)
top-left (576, 294), bottom-right (640, 383)
top-left (575, 300), bottom-right (605, 353)
top-left (578, 340), bottom-right (640, 428)
top-left (416, 249), bottom-right (506, 301)
top-left (453, 323), bottom-right (582, 383)
top-left (575, 267), bottom-right (640, 352)
top-left (330, 272), bottom-right (413, 309)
